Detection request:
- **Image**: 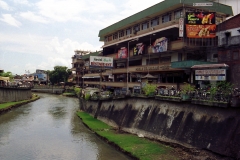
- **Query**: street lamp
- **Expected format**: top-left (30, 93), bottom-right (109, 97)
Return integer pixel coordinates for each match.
top-left (127, 38), bottom-right (138, 94)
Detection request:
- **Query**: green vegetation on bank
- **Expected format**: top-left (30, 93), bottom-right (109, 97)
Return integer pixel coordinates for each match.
top-left (76, 111), bottom-right (179, 160)
top-left (0, 94), bottom-right (39, 111)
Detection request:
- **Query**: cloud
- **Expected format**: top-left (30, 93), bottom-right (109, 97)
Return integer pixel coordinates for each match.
top-left (0, 14), bottom-right (21, 27)
top-left (13, 0), bottom-right (31, 6)
top-left (36, 0), bottom-right (85, 22)
top-left (20, 11), bottom-right (48, 23)
top-left (0, 0), bottom-right (11, 10)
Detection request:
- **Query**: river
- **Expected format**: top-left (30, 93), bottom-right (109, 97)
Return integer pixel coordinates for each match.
top-left (0, 93), bottom-right (131, 160)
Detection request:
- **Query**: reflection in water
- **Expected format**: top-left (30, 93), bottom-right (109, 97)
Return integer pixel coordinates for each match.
top-left (0, 93), bottom-right (130, 160)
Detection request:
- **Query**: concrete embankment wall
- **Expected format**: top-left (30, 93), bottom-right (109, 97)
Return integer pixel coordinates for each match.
top-left (81, 98), bottom-right (240, 159)
top-left (0, 87), bottom-right (32, 103)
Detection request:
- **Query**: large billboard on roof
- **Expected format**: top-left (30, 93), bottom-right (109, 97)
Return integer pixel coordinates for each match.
top-left (185, 12), bottom-right (216, 38)
top-left (90, 56), bottom-right (113, 68)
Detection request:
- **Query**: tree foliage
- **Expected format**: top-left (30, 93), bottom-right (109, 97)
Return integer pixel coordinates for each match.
top-left (0, 71), bottom-right (13, 80)
top-left (48, 66), bottom-right (71, 85)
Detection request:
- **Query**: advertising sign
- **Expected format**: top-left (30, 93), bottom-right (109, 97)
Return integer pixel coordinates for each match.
top-left (195, 69), bottom-right (226, 81)
top-left (117, 47), bottom-right (128, 59)
top-left (186, 24), bottom-right (216, 38)
top-left (179, 18), bottom-right (184, 37)
top-left (133, 43), bottom-right (145, 56)
top-left (186, 12), bottom-right (215, 25)
top-left (89, 56), bottom-right (113, 68)
top-left (193, 3), bottom-right (213, 6)
top-left (152, 37), bottom-right (168, 53)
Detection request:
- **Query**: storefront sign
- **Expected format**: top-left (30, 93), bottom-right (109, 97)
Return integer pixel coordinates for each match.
top-left (135, 65), bottom-right (170, 71)
top-left (193, 3), bottom-right (213, 6)
top-left (186, 12), bottom-right (215, 25)
top-left (186, 24), bottom-right (216, 38)
top-left (133, 43), bottom-right (145, 56)
top-left (117, 47), bottom-right (128, 59)
top-left (179, 18), bottom-right (184, 37)
top-left (185, 12), bottom-right (216, 38)
top-left (195, 69), bottom-right (226, 81)
top-left (151, 37), bottom-right (168, 53)
top-left (90, 56), bottom-right (113, 68)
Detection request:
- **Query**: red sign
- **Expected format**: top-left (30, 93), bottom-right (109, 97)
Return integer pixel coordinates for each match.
top-left (186, 24), bottom-right (216, 38)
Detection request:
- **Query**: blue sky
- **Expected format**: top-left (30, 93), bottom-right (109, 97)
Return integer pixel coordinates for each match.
top-left (0, 0), bottom-right (239, 75)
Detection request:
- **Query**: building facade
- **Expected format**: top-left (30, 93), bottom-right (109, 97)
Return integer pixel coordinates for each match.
top-left (83, 0), bottom-right (233, 91)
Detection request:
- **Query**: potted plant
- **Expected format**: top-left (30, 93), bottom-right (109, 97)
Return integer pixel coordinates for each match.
top-left (181, 83), bottom-right (195, 101)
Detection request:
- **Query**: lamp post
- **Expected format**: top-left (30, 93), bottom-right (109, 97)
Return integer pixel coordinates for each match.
top-left (127, 38), bottom-right (138, 93)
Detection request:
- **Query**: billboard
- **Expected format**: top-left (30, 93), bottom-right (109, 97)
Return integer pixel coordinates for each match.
top-left (133, 43), bottom-right (145, 56)
top-left (117, 47), bottom-right (128, 59)
top-left (186, 12), bottom-right (216, 38)
top-left (186, 24), bottom-right (216, 38)
top-left (152, 37), bottom-right (168, 53)
top-left (195, 69), bottom-right (226, 81)
top-left (89, 56), bottom-right (113, 68)
top-left (186, 12), bottom-right (215, 25)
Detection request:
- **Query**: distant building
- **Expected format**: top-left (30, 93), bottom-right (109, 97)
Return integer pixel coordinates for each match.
top-left (34, 69), bottom-right (47, 84)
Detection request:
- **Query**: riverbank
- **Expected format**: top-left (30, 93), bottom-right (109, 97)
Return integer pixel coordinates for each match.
top-left (0, 94), bottom-right (40, 114)
top-left (77, 111), bottom-right (233, 160)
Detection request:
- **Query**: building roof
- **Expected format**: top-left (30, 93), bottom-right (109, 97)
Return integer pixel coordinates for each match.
top-left (82, 51), bottom-right (101, 60)
top-left (191, 63), bottom-right (229, 69)
top-left (98, 0), bottom-right (233, 41)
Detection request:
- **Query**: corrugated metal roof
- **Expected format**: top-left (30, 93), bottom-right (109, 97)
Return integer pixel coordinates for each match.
top-left (191, 63), bottom-right (229, 69)
top-left (98, 0), bottom-right (233, 40)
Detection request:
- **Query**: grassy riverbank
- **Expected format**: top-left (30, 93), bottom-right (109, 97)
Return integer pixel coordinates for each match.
top-left (76, 111), bottom-right (179, 160)
top-left (0, 94), bottom-right (40, 112)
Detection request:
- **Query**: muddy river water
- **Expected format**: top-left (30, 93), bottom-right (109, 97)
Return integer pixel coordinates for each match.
top-left (0, 93), bottom-right (131, 160)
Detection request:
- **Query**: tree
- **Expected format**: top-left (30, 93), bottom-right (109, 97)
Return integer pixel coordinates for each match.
top-left (0, 71), bottom-right (13, 80)
top-left (49, 66), bottom-right (71, 85)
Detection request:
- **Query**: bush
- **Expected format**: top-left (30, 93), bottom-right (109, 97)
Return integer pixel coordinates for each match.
top-left (74, 87), bottom-right (82, 97)
top-left (142, 83), bottom-right (157, 96)
top-left (84, 93), bottom-right (91, 100)
top-left (181, 83), bottom-right (195, 94)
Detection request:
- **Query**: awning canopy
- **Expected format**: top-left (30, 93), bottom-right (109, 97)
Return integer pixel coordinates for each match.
top-left (0, 76), bottom-right (10, 81)
top-left (191, 63), bottom-right (229, 69)
top-left (141, 73), bottom-right (157, 79)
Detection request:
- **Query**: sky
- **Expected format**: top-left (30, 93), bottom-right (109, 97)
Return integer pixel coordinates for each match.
top-left (0, 0), bottom-right (239, 75)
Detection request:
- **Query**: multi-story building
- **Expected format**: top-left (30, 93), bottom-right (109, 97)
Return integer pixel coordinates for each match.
top-left (83, 0), bottom-right (233, 91)
top-left (71, 50), bottom-right (90, 86)
top-left (217, 13), bottom-right (240, 87)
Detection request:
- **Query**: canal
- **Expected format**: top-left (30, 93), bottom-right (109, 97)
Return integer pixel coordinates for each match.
top-left (0, 93), bottom-right (131, 160)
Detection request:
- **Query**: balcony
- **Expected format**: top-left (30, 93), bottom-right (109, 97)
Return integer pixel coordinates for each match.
top-left (72, 58), bottom-right (84, 64)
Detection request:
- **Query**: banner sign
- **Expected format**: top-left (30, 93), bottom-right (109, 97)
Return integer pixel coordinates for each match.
top-left (195, 69), bottom-right (226, 81)
top-left (193, 3), bottom-right (213, 6)
top-left (152, 37), bottom-right (168, 53)
top-left (186, 12), bottom-right (215, 25)
top-left (90, 56), bottom-right (113, 68)
top-left (133, 43), bottom-right (145, 56)
top-left (186, 24), bottom-right (216, 38)
top-left (179, 18), bottom-right (184, 37)
top-left (117, 47), bottom-right (128, 59)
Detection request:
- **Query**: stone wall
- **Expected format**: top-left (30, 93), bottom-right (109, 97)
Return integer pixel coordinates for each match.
top-left (81, 98), bottom-right (240, 159)
top-left (0, 87), bottom-right (32, 103)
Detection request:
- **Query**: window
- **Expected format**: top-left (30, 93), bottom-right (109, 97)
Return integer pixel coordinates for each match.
top-left (113, 32), bottom-right (118, 40)
top-left (233, 51), bottom-right (239, 60)
top-left (133, 24), bottom-right (140, 34)
top-left (151, 17), bottom-right (159, 27)
top-left (160, 56), bottom-right (171, 62)
top-left (213, 53), bottom-right (218, 58)
top-left (174, 10), bottom-right (182, 19)
top-left (142, 21), bottom-right (149, 30)
top-left (104, 36), bottom-right (108, 42)
top-left (108, 35), bottom-right (112, 41)
top-left (119, 30), bottom-right (124, 38)
top-left (126, 28), bottom-right (132, 35)
top-left (162, 13), bottom-right (171, 23)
